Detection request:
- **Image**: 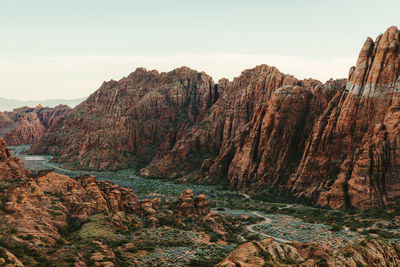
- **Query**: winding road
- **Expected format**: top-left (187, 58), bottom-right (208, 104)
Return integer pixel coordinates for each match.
top-left (237, 193), bottom-right (290, 243)
top-left (246, 211), bottom-right (290, 243)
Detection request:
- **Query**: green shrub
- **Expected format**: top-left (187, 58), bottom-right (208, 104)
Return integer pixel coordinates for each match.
top-left (136, 240), bottom-right (156, 252)
top-left (343, 251), bottom-right (353, 258)
top-left (209, 233), bottom-right (218, 242)
top-left (188, 257), bottom-right (222, 267)
top-left (282, 257), bottom-right (297, 264)
top-left (157, 215), bottom-right (175, 226)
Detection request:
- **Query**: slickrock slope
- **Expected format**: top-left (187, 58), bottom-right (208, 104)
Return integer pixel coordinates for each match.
top-left (0, 104), bottom-right (70, 145)
top-left (216, 238), bottom-right (400, 267)
top-left (4, 170), bottom-right (141, 245)
top-left (289, 26), bottom-right (400, 208)
top-left (31, 67), bottom-right (219, 170)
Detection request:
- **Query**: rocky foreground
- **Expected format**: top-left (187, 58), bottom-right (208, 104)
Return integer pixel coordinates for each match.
top-left (1, 139), bottom-right (400, 266)
top-left (216, 238), bottom-right (400, 267)
top-left (28, 26), bottom-right (400, 209)
top-left (0, 137), bottom-right (231, 266)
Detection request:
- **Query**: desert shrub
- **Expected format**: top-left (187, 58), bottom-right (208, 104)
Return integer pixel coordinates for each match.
top-left (209, 233), bottom-right (218, 242)
top-left (331, 224), bottom-right (342, 232)
top-left (135, 240), bottom-right (156, 252)
top-left (60, 216), bottom-right (85, 236)
top-left (282, 257), bottom-right (297, 264)
top-left (21, 234), bottom-right (34, 240)
top-left (188, 257), bottom-right (222, 267)
top-left (246, 233), bottom-right (261, 241)
top-left (157, 215), bottom-right (175, 226)
top-left (343, 251), bottom-right (353, 258)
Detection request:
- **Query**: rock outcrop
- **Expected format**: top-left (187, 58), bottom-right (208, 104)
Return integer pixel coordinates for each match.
top-left (0, 104), bottom-right (70, 145)
top-left (29, 26), bottom-right (400, 209)
top-left (4, 170), bottom-right (140, 245)
top-left (174, 188), bottom-right (210, 217)
top-left (0, 137), bottom-right (30, 180)
top-left (216, 238), bottom-right (400, 267)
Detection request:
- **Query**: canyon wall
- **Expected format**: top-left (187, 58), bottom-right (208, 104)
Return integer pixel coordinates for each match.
top-left (31, 67), bottom-right (220, 170)
top-left (289, 26), bottom-right (400, 208)
top-left (0, 104), bottom-right (70, 145)
top-left (31, 26), bottom-right (400, 209)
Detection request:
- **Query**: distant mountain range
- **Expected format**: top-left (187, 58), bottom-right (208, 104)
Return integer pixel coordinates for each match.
top-left (0, 97), bottom-right (85, 111)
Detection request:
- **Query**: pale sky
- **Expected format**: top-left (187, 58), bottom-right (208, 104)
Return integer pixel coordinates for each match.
top-left (0, 0), bottom-right (399, 100)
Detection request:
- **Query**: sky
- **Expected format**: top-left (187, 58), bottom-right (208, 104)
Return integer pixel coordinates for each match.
top-left (0, 0), bottom-right (399, 100)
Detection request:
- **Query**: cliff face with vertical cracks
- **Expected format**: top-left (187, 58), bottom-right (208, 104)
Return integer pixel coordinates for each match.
top-left (0, 104), bottom-right (71, 146)
top-left (31, 67), bottom-right (219, 170)
top-left (142, 65), bottom-right (308, 179)
top-left (31, 26), bottom-right (400, 209)
top-left (289, 26), bottom-right (400, 209)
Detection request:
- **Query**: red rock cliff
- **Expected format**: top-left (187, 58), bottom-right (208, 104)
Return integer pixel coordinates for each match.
top-left (0, 104), bottom-right (71, 145)
top-left (289, 26), bottom-right (400, 208)
top-left (30, 26), bottom-right (400, 209)
top-left (31, 67), bottom-right (219, 170)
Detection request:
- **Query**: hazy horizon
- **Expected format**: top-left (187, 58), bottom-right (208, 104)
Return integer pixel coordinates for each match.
top-left (1, 0), bottom-right (399, 100)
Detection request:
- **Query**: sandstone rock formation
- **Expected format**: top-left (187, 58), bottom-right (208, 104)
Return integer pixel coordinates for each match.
top-left (30, 26), bottom-right (400, 209)
top-left (0, 104), bottom-right (70, 145)
top-left (216, 238), bottom-right (400, 267)
top-left (0, 137), bottom-right (30, 180)
top-left (0, 144), bottom-right (223, 266)
top-left (31, 67), bottom-right (220, 170)
top-left (289, 25), bottom-right (400, 208)
top-left (174, 188), bottom-right (210, 217)
top-left (4, 170), bottom-right (140, 245)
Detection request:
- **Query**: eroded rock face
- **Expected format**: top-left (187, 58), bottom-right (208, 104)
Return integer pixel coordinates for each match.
top-left (142, 65), bottom-right (308, 179)
top-left (4, 170), bottom-right (140, 245)
top-left (29, 26), bottom-right (400, 209)
top-left (150, 26), bottom-right (400, 209)
top-left (0, 104), bottom-right (70, 146)
top-left (143, 67), bottom-right (345, 190)
top-left (289, 26), bottom-right (400, 209)
top-left (31, 67), bottom-right (220, 170)
top-left (216, 238), bottom-right (400, 267)
top-left (0, 137), bottom-right (30, 180)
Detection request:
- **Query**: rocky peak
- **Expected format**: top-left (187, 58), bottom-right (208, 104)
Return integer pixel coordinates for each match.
top-left (289, 26), bottom-right (400, 209)
top-left (0, 137), bottom-right (30, 180)
top-left (0, 138), bottom-right (12, 160)
top-left (348, 25), bottom-right (400, 94)
top-left (31, 66), bottom-right (220, 170)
